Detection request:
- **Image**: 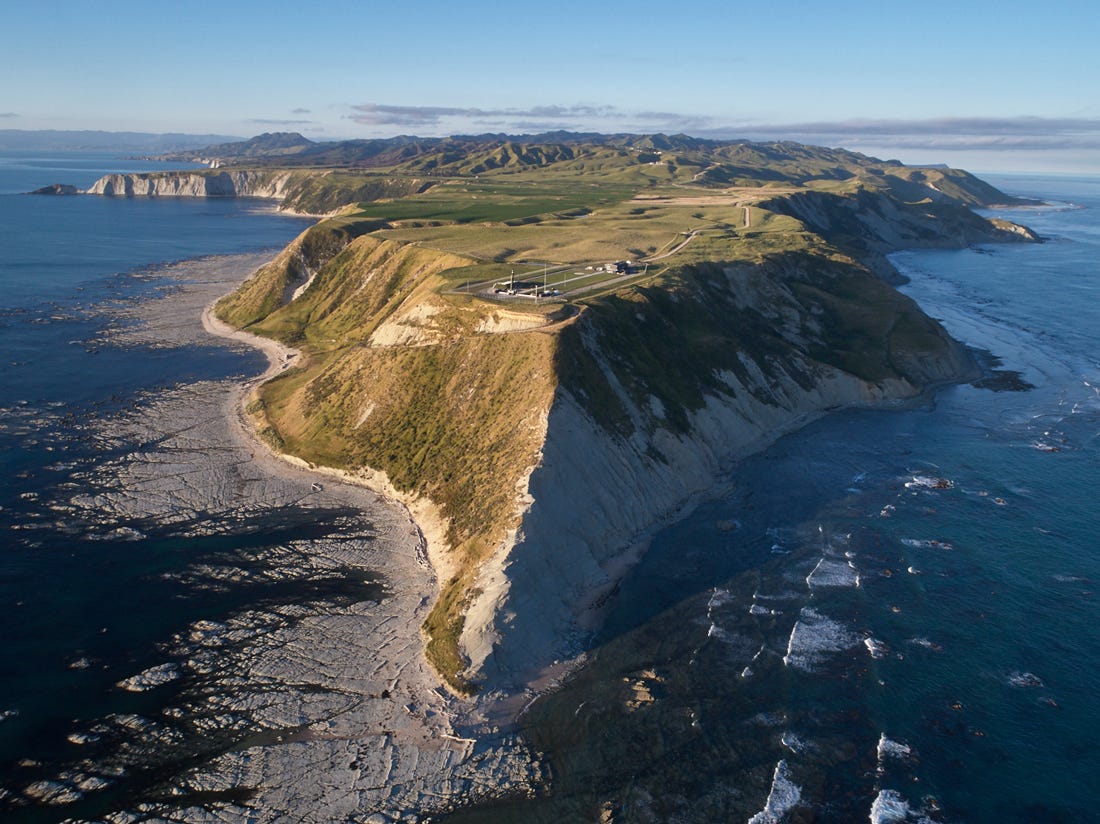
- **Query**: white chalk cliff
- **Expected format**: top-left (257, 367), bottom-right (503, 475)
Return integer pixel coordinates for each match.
top-left (85, 170), bottom-right (296, 200)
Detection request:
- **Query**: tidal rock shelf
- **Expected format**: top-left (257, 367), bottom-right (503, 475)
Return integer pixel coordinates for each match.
top-left (11, 253), bottom-right (537, 822)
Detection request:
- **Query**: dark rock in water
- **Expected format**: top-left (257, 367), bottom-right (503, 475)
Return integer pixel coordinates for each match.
top-left (30, 183), bottom-right (80, 195)
top-left (971, 369), bottom-right (1035, 392)
top-left (969, 349), bottom-right (1035, 391)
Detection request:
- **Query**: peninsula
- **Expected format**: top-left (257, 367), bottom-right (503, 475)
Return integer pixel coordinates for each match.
top-left (81, 131), bottom-right (1038, 699)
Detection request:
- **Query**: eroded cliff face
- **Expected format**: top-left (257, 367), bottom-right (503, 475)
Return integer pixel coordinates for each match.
top-left (83, 170), bottom-right (432, 215)
top-left (85, 170), bottom-right (296, 200)
top-left (758, 188), bottom-right (1041, 281)
top-left (213, 218), bottom-right (387, 329)
top-left (458, 253), bottom-right (977, 688)
top-left (216, 234), bottom-right (567, 691)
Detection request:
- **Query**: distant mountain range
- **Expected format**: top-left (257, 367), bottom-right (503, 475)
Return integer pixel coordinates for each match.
top-left (156, 130), bottom-right (886, 169)
top-left (142, 131), bottom-right (1016, 208)
top-left (0, 129), bottom-right (244, 153)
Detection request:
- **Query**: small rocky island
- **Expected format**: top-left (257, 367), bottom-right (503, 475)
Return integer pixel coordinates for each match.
top-left (29, 182), bottom-right (80, 195)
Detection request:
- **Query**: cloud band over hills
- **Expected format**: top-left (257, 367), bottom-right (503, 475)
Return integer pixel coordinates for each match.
top-left (347, 102), bottom-right (1100, 154)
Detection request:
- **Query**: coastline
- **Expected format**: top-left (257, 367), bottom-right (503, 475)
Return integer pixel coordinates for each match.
top-left (461, 352), bottom-right (976, 699)
top-left (71, 166), bottom-right (1036, 705)
top-left (52, 236), bottom-right (992, 821)
top-left (191, 224), bottom-right (992, 815)
top-left (197, 296), bottom-right (919, 718)
top-left (443, 180), bottom-right (1100, 821)
top-left (199, 301), bottom-right (463, 615)
top-left (200, 299), bottom-right (301, 381)
top-left (204, 249), bottom-right (987, 709)
top-left (6, 145), bottom-right (1074, 818)
top-left (71, 252), bottom-right (539, 821)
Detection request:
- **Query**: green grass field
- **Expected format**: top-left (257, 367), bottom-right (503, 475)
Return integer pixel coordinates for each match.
top-left (346, 178), bottom-right (636, 224)
top-left (364, 183), bottom-right (806, 275)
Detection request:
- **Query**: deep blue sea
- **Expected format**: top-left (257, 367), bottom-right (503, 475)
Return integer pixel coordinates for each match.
top-left (0, 153), bottom-right (315, 820)
top-left (2, 156), bottom-right (1098, 822)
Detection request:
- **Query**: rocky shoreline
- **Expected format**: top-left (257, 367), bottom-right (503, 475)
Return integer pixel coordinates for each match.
top-left (48, 253), bottom-right (539, 822)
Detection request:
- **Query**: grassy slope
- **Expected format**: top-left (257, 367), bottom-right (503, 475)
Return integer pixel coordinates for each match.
top-left (227, 233), bottom-right (558, 692)
top-left (556, 249), bottom-right (968, 445)
top-left (260, 330), bottom-right (557, 692)
top-left (214, 213), bottom-right (386, 329)
top-left (213, 140), bottom-right (1029, 692)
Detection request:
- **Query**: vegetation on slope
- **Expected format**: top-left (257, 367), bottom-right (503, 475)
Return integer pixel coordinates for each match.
top-left (278, 175), bottom-right (432, 215)
top-left (214, 214), bottom-right (384, 329)
top-left (222, 234), bottom-right (560, 693)
top-left (257, 329), bottom-right (557, 693)
top-left (153, 132), bottom-right (1036, 216)
top-left (557, 248), bottom-right (971, 442)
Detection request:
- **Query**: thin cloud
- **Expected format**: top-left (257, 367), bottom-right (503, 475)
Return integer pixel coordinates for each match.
top-left (763, 116), bottom-right (1100, 137)
top-left (348, 102), bottom-right (716, 135)
top-left (633, 111), bottom-right (717, 133)
top-left (709, 116), bottom-right (1100, 152)
top-left (350, 104), bottom-right (498, 127)
top-left (0, 112), bottom-right (18, 118)
top-left (290, 108), bottom-right (312, 115)
top-left (349, 103), bottom-right (619, 127)
top-left (345, 105), bottom-right (1100, 154)
top-left (248, 118), bottom-right (317, 126)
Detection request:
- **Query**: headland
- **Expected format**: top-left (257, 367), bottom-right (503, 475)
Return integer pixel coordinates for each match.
top-left (65, 131), bottom-right (1040, 818)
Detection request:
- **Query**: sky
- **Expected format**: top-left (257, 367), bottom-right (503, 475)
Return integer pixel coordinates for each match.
top-left (4, 0), bottom-right (1100, 173)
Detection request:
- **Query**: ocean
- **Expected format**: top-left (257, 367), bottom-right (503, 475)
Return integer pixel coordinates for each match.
top-left (2, 155), bottom-right (1098, 822)
top-left (0, 152), bottom-right (357, 820)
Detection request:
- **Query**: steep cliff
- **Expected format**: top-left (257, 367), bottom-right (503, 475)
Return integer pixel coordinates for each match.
top-left (85, 169), bottom-right (297, 199)
top-left (199, 135), bottom-right (1040, 693)
top-left (758, 188), bottom-right (1041, 280)
top-left (214, 216), bottom-right (388, 329)
top-left (459, 252), bottom-right (977, 687)
top-left (217, 204), bottom-right (1004, 693)
top-left (84, 169), bottom-right (431, 215)
top-left (221, 234), bottom-right (564, 690)
top-left (761, 188), bottom-right (1039, 251)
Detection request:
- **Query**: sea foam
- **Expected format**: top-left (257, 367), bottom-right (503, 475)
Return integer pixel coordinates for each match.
top-left (805, 556), bottom-right (860, 589)
top-left (864, 638), bottom-right (889, 659)
top-left (904, 475), bottom-right (954, 491)
top-left (900, 538), bottom-right (953, 551)
top-left (876, 733), bottom-right (913, 765)
top-left (869, 789), bottom-right (912, 823)
top-left (1007, 671), bottom-right (1045, 688)
top-left (747, 760), bottom-right (801, 824)
top-left (868, 788), bottom-right (935, 823)
top-left (783, 607), bottom-right (860, 670)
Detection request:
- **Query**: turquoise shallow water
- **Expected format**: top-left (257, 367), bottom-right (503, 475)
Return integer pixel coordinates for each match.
top-left (448, 174), bottom-right (1100, 823)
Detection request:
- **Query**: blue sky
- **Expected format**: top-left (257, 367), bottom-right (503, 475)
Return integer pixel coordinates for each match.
top-left (4, 0), bottom-right (1099, 172)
